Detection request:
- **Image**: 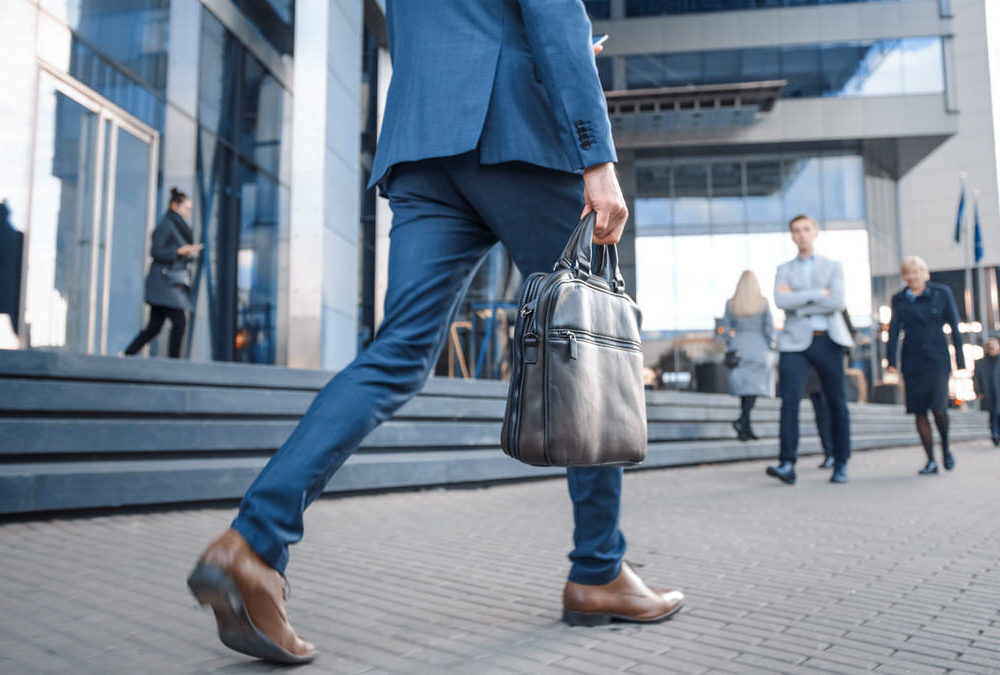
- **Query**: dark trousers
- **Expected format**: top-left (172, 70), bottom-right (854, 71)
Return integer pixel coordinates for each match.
top-left (990, 408), bottom-right (1000, 438)
top-left (232, 153), bottom-right (626, 584)
top-left (778, 335), bottom-right (850, 465)
top-left (124, 304), bottom-right (186, 358)
top-left (809, 391), bottom-right (834, 458)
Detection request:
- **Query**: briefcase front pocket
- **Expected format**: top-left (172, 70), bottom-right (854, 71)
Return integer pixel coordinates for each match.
top-left (543, 329), bottom-right (647, 466)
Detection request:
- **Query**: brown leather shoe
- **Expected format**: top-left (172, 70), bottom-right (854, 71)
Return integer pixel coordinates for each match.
top-left (562, 563), bottom-right (684, 626)
top-left (187, 529), bottom-right (316, 664)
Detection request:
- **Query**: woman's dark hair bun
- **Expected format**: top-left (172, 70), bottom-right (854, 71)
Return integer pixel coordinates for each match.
top-left (169, 187), bottom-right (189, 205)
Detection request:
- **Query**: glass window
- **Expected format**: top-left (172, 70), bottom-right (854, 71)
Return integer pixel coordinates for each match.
top-left (199, 11), bottom-right (242, 142)
top-left (742, 47), bottom-right (780, 82)
top-left (702, 50), bottom-right (742, 86)
top-left (782, 157), bottom-right (823, 221)
top-left (745, 158), bottom-right (783, 226)
top-left (235, 163), bottom-right (280, 364)
top-left (584, 0), bottom-right (611, 19)
top-left (596, 56), bottom-right (614, 91)
top-left (821, 156), bottom-right (865, 221)
top-left (672, 162), bottom-right (710, 229)
top-left (625, 37), bottom-right (942, 99)
top-left (240, 54), bottom-right (288, 179)
top-left (625, 0), bottom-right (912, 17)
top-left (42, 0), bottom-right (169, 94)
top-left (780, 45), bottom-right (822, 98)
top-left (635, 198), bottom-right (673, 232)
top-left (231, 0), bottom-right (295, 56)
top-left (710, 161), bottom-right (744, 224)
top-left (851, 41), bottom-right (904, 96)
top-left (901, 37), bottom-right (945, 95)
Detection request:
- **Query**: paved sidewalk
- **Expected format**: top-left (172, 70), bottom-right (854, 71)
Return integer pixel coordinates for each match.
top-left (2, 441), bottom-right (1000, 674)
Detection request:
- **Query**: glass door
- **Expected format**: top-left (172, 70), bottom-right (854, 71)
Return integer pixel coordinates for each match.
top-left (23, 69), bottom-right (157, 354)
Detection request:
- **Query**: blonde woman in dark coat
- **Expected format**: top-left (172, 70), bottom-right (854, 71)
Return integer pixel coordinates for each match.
top-left (123, 188), bottom-right (202, 358)
top-left (722, 270), bottom-right (776, 440)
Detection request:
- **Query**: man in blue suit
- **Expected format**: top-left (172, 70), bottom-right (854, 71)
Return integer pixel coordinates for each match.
top-left (187, 1), bottom-right (684, 663)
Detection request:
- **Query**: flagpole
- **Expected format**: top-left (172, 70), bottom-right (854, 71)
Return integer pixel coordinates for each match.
top-left (975, 190), bottom-right (988, 344)
top-left (961, 174), bottom-right (973, 329)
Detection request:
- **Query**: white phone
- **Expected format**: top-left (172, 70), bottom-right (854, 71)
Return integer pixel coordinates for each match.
top-left (592, 34), bottom-right (609, 48)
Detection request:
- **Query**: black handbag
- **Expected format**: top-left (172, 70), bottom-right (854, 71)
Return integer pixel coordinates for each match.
top-left (724, 349), bottom-right (741, 369)
top-left (501, 213), bottom-right (647, 467)
top-left (162, 265), bottom-right (192, 288)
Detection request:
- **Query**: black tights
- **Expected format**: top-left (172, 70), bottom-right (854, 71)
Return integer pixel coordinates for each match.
top-left (915, 410), bottom-right (950, 462)
top-left (124, 304), bottom-right (186, 358)
top-left (739, 395), bottom-right (756, 424)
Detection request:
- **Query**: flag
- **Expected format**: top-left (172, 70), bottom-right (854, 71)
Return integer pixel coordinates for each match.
top-left (954, 184), bottom-right (966, 243)
top-left (974, 200), bottom-right (984, 264)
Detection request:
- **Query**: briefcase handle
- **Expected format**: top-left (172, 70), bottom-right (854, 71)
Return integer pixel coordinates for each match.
top-left (556, 212), bottom-right (626, 292)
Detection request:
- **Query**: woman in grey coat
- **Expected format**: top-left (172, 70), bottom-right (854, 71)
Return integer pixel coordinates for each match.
top-left (722, 270), bottom-right (776, 441)
top-left (123, 188), bottom-right (202, 358)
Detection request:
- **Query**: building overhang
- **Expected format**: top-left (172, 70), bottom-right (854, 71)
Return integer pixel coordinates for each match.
top-left (611, 92), bottom-right (958, 178)
top-left (606, 80), bottom-right (786, 134)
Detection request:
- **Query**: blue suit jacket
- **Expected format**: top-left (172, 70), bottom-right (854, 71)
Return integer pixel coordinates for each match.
top-left (886, 282), bottom-right (964, 374)
top-left (368, 0), bottom-right (617, 190)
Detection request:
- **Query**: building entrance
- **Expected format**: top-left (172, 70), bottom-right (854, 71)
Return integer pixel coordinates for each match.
top-left (22, 68), bottom-right (158, 355)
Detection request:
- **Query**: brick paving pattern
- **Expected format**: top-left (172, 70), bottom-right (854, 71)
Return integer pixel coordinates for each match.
top-left (2, 440), bottom-right (1000, 674)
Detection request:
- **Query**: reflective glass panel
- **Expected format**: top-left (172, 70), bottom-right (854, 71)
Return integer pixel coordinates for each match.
top-left (745, 158), bottom-right (783, 225)
top-left (25, 84), bottom-right (99, 351)
top-left (103, 128), bottom-right (153, 354)
top-left (235, 162), bottom-right (280, 364)
top-left (782, 157), bottom-right (823, 221)
top-left (820, 156), bottom-right (864, 221)
top-left (231, 0), bottom-right (295, 56)
top-left (625, 0), bottom-right (912, 16)
top-left (710, 161), bottom-right (744, 224)
top-left (901, 37), bottom-right (945, 94)
top-left (673, 162), bottom-right (710, 229)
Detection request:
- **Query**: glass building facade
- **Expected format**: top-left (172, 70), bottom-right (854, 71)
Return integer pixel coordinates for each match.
top-left (633, 152), bottom-right (872, 333)
top-left (585, 0), bottom-right (914, 20)
top-left (610, 38), bottom-right (945, 98)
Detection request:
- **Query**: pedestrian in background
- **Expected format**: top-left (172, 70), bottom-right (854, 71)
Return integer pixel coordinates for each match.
top-left (972, 337), bottom-right (1000, 446)
top-left (722, 270), bottom-right (774, 441)
top-left (886, 256), bottom-right (964, 474)
top-left (768, 214), bottom-right (853, 485)
top-left (123, 188), bottom-right (202, 358)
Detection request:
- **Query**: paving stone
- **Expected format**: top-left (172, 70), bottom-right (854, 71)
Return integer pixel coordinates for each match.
top-left (4, 441), bottom-right (1000, 673)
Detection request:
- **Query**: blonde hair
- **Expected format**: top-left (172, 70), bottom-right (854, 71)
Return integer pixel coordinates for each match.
top-left (729, 270), bottom-right (768, 317)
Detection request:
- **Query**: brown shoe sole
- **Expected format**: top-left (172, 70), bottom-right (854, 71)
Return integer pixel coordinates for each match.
top-left (562, 601), bottom-right (684, 627)
top-left (187, 563), bottom-right (316, 664)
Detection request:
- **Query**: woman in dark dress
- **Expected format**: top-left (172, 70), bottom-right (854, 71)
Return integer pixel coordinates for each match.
top-left (123, 188), bottom-right (202, 358)
top-left (886, 256), bottom-right (965, 474)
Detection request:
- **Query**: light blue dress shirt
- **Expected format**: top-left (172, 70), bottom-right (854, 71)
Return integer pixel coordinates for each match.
top-left (795, 255), bottom-right (830, 331)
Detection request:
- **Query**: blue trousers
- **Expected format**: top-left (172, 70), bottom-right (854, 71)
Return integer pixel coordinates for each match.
top-left (990, 407), bottom-right (1000, 438)
top-left (778, 335), bottom-right (851, 465)
top-left (232, 152), bottom-right (626, 585)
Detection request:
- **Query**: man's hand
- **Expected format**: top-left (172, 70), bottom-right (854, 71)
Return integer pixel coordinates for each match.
top-left (178, 243), bottom-right (203, 257)
top-left (582, 163), bottom-right (627, 245)
top-left (593, 43), bottom-right (603, 56)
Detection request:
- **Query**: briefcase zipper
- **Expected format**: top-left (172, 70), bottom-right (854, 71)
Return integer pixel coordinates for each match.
top-left (504, 272), bottom-right (548, 460)
top-left (548, 329), bottom-right (642, 359)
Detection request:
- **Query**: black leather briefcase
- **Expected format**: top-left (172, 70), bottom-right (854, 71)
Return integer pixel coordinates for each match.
top-left (501, 213), bottom-right (647, 467)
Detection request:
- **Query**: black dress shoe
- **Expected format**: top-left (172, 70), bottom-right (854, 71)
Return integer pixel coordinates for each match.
top-left (942, 452), bottom-right (955, 471)
top-left (766, 462), bottom-right (796, 485)
top-left (818, 456), bottom-right (835, 469)
top-left (830, 464), bottom-right (848, 484)
top-left (992, 435), bottom-right (1000, 447)
top-left (918, 460), bottom-right (939, 475)
top-left (745, 424), bottom-right (759, 441)
top-left (731, 420), bottom-right (750, 442)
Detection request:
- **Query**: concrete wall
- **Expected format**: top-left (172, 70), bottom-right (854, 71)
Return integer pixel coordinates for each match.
top-left (898, 0), bottom-right (1000, 271)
